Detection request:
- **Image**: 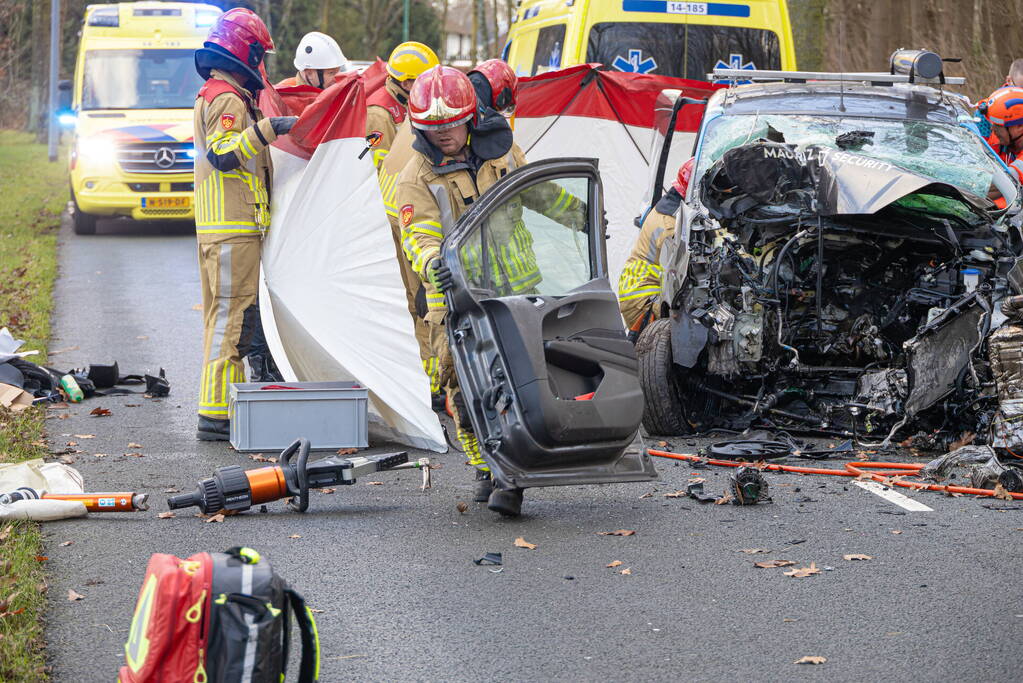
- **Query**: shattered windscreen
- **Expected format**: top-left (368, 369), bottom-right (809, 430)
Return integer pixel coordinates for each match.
top-left (694, 114), bottom-right (1008, 199)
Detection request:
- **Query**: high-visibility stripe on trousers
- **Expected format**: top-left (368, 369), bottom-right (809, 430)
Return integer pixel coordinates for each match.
top-left (197, 234), bottom-right (261, 418)
top-left (430, 320), bottom-right (486, 471)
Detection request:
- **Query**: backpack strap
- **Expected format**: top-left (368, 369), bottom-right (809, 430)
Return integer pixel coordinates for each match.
top-left (285, 588), bottom-right (320, 683)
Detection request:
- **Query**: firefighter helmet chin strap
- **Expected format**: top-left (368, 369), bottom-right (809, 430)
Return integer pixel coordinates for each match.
top-left (315, 68), bottom-right (325, 89)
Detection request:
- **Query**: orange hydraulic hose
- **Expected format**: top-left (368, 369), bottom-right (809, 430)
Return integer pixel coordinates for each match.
top-left (646, 448), bottom-right (1023, 501)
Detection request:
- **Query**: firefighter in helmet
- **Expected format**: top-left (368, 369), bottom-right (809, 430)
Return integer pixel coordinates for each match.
top-left (393, 66), bottom-right (584, 517)
top-left (192, 8), bottom-right (297, 440)
top-left (277, 31), bottom-right (348, 90)
top-left (366, 41), bottom-right (439, 170)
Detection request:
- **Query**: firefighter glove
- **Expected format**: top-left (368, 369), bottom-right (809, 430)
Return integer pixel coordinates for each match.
top-left (427, 258), bottom-right (453, 292)
top-left (270, 116), bottom-right (299, 135)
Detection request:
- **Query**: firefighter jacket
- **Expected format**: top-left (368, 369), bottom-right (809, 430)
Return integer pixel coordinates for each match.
top-left (193, 70), bottom-right (278, 236)
top-left (617, 188), bottom-right (682, 327)
top-left (394, 132), bottom-right (585, 324)
top-left (365, 78), bottom-right (408, 170)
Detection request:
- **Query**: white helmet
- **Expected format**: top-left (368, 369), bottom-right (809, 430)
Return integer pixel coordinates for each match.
top-left (293, 32), bottom-right (347, 71)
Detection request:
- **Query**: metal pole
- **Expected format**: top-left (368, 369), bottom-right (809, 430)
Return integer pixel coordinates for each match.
top-left (403, 0), bottom-right (410, 42)
top-left (47, 0), bottom-right (60, 162)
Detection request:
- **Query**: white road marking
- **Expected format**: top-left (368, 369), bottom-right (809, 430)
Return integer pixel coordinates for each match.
top-left (853, 480), bottom-right (934, 512)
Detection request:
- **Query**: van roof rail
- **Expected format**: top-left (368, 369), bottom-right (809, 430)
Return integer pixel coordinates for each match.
top-left (709, 68), bottom-right (965, 86)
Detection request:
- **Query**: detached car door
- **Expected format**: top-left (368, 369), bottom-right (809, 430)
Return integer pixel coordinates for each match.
top-left (441, 158), bottom-right (657, 490)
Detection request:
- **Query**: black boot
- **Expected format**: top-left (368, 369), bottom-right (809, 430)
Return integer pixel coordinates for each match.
top-left (473, 470), bottom-right (494, 502)
top-left (487, 487), bottom-right (524, 517)
top-left (197, 416), bottom-right (230, 441)
top-left (431, 391), bottom-right (446, 412)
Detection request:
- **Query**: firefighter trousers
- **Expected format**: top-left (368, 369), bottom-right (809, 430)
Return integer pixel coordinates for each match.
top-left (430, 320), bottom-right (485, 471)
top-left (197, 234), bottom-right (261, 420)
top-left (390, 219), bottom-right (440, 393)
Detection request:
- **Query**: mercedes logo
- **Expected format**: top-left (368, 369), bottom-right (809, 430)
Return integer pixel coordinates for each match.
top-left (154, 147), bottom-right (176, 169)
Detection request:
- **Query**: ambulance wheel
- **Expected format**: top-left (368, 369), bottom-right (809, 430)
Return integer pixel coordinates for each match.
top-left (636, 318), bottom-right (691, 436)
top-left (72, 197), bottom-right (97, 235)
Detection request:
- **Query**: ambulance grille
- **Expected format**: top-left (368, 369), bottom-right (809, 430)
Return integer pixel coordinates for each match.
top-left (117, 141), bottom-right (194, 175)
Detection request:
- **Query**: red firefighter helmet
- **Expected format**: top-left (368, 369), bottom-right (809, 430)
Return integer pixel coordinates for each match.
top-left (408, 66), bottom-right (477, 130)
top-left (469, 59), bottom-right (518, 113)
top-left (203, 8), bottom-right (274, 79)
top-left (673, 157), bottom-right (695, 195)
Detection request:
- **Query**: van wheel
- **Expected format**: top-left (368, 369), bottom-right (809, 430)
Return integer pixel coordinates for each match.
top-left (71, 196), bottom-right (97, 235)
top-left (635, 318), bottom-right (691, 435)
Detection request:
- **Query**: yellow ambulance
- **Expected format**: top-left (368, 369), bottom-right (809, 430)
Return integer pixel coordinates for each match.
top-left (505, 0), bottom-right (796, 80)
top-left (67, 2), bottom-right (221, 234)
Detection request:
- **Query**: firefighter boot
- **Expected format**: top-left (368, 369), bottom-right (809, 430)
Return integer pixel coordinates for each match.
top-left (488, 487), bottom-right (524, 517)
top-left (197, 416), bottom-right (230, 441)
top-left (473, 470), bottom-right (494, 502)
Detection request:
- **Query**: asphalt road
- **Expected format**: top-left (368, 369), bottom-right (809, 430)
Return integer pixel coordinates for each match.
top-left (42, 216), bottom-right (1022, 681)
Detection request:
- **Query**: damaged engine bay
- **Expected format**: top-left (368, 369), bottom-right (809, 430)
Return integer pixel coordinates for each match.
top-left (665, 131), bottom-right (1023, 447)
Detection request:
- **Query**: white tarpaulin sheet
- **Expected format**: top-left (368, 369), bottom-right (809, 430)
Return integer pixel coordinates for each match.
top-left (258, 73), bottom-right (445, 452)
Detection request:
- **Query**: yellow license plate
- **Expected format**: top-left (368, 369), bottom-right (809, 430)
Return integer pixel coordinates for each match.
top-left (142, 196), bottom-right (191, 209)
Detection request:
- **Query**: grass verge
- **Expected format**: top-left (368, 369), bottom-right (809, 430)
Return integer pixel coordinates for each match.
top-left (0, 130), bottom-right (67, 680)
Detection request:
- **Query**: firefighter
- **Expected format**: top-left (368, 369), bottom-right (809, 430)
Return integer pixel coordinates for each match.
top-left (394, 66), bottom-right (584, 516)
top-left (192, 8), bottom-right (297, 440)
top-left (377, 58), bottom-right (521, 408)
top-left (276, 31), bottom-right (348, 89)
top-left (366, 41), bottom-right (439, 170)
top-left (988, 295), bottom-right (1023, 451)
top-left (982, 86), bottom-right (1023, 179)
top-left (618, 158), bottom-right (693, 339)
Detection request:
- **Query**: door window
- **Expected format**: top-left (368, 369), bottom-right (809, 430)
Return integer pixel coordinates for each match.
top-left (458, 176), bottom-right (591, 298)
top-left (533, 24), bottom-right (567, 75)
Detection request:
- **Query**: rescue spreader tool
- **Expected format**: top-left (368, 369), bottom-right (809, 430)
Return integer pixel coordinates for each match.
top-left (167, 438), bottom-right (429, 514)
top-left (0, 488), bottom-right (149, 511)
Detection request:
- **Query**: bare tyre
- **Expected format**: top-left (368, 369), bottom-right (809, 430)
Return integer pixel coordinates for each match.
top-left (71, 196), bottom-right (97, 235)
top-left (635, 317), bottom-right (690, 435)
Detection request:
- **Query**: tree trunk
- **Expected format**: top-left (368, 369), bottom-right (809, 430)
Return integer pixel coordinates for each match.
top-left (440, 0), bottom-right (450, 61)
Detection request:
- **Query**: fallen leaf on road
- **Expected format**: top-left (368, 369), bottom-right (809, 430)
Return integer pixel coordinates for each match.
top-left (123, 452), bottom-right (145, 458)
top-left (35, 556), bottom-right (47, 562)
top-left (993, 483), bottom-right (1015, 502)
top-left (619, 568), bottom-right (632, 575)
top-left (794, 656), bottom-right (826, 665)
top-left (289, 534), bottom-right (302, 539)
top-left (89, 407), bottom-right (111, 417)
top-left (67, 589), bottom-right (85, 601)
top-left (740, 548), bottom-right (772, 554)
top-left (336, 448), bottom-right (358, 456)
top-left (714, 491), bottom-right (734, 505)
top-left (663, 490), bottom-right (687, 498)
top-left (514, 537), bottom-right (537, 550)
top-left (66, 442), bottom-right (78, 447)
top-left (606, 560), bottom-right (623, 568)
top-left (638, 492), bottom-right (654, 499)
top-left (59, 541), bottom-right (72, 547)
top-left (127, 442), bottom-right (143, 449)
top-left (456, 502), bottom-right (468, 514)
top-left (158, 512), bottom-right (176, 519)
top-left (319, 488), bottom-right (336, 495)
top-left (891, 530), bottom-right (903, 535)
top-left (597, 529), bottom-right (636, 537)
top-left (73, 434), bottom-right (95, 439)
top-left (309, 608), bottom-right (324, 613)
top-left (125, 404), bottom-right (141, 408)
top-left (248, 453), bottom-right (273, 462)
top-left (136, 335), bottom-right (149, 340)
top-left (164, 487), bottom-right (180, 493)
top-left (365, 481), bottom-right (383, 486)
top-left (754, 560), bottom-right (795, 569)
top-left (783, 562), bottom-right (821, 578)
top-left (843, 554), bottom-right (873, 561)
top-left (92, 453), bottom-right (108, 458)
top-left (205, 514), bottom-right (225, 524)
top-left (56, 414), bottom-right (70, 420)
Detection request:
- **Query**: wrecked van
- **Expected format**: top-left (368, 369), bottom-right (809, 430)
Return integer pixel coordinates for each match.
top-left (636, 67), bottom-right (1023, 447)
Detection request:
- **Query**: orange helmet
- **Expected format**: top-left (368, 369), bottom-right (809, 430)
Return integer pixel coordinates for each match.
top-left (408, 66), bottom-right (477, 130)
top-left (985, 87), bottom-right (1023, 126)
top-left (469, 59), bottom-right (518, 113)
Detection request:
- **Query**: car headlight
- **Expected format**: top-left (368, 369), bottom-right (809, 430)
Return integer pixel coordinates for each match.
top-left (77, 137), bottom-right (117, 166)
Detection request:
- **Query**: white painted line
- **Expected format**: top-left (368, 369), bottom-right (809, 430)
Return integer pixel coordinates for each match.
top-left (853, 480), bottom-right (934, 512)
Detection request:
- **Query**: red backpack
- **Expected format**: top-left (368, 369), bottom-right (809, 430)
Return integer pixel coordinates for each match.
top-left (117, 547), bottom-right (318, 683)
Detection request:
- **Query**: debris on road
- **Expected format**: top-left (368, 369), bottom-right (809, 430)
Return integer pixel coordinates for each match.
top-left (514, 537), bottom-right (537, 550)
top-left (754, 560), bottom-right (795, 569)
top-left (597, 529), bottom-right (636, 537)
top-left (843, 554), bottom-right (873, 561)
top-left (794, 656), bottom-right (826, 665)
top-left (473, 553), bottom-right (502, 566)
top-left (67, 589), bottom-right (84, 601)
top-left (729, 467), bottom-right (770, 505)
top-left (783, 563), bottom-right (821, 578)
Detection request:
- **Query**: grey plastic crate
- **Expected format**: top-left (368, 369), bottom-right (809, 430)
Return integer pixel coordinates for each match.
top-left (228, 381), bottom-right (368, 452)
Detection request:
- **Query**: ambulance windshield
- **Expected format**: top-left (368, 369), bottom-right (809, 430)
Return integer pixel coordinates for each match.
top-left (82, 49), bottom-right (202, 110)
